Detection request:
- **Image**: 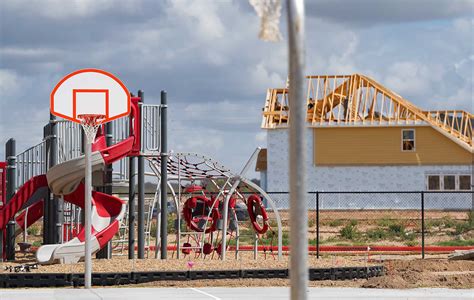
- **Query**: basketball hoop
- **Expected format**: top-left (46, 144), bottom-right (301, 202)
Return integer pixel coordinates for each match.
top-left (77, 114), bottom-right (106, 144)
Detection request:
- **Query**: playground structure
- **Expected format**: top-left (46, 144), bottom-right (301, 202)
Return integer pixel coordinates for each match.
top-left (0, 90), bottom-right (282, 264)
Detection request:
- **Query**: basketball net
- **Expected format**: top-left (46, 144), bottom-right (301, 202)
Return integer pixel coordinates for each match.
top-left (249, 0), bottom-right (283, 42)
top-left (77, 114), bottom-right (106, 144)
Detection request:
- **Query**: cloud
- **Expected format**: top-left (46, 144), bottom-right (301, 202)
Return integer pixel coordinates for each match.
top-left (0, 0), bottom-right (471, 172)
top-left (306, 0), bottom-right (473, 27)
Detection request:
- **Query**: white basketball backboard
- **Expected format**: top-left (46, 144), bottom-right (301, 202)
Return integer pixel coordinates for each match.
top-left (50, 69), bottom-right (130, 123)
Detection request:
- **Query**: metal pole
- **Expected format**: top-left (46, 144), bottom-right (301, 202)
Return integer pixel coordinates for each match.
top-left (160, 90), bottom-right (168, 259)
top-left (137, 90), bottom-right (145, 259)
top-left (5, 138), bottom-right (17, 261)
top-left (421, 191), bottom-right (425, 259)
top-left (221, 148), bottom-right (261, 260)
top-left (84, 139), bottom-right (92, 288)
top-left (50, 114), bottom-right (62, 244)
top-left (287, 0), bottom-right (307, 299)
top-left (97, 122), bottom-right (113, 259)
top-left (42, 124), bottom-right (51, 244)
top-left (316, 192), bottom-right (319, 259)
top-left (128, 156), bottom-right (136, 259)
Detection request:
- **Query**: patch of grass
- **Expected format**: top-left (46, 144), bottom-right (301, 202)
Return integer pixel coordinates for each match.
top-left (32, 241), bottom-right (42, 247)
top-left (27, 225), bottom-right (40, 236)
top-left (320, 236), bottom-right (340, 244)
top-left (308, 218), bottom-right (316, 228)
top-left (435, 239), bottom-right (474, 246)
top-left (377, 217), bottom-right (396, 227)
top-left (340, 223), bottom-right (359, 240)
top-left (366, 228), bottom-right (388, 240)
top-left (327, 219), bottom-right (343, 227)
top-left (349, 219), bottom-right (358, 227)
top-left (440, 216), bottom-right (456, 228)
top-left (468, 211), bottom-right (474, 227)
top-left (388, 223), bottom-right (405, 237)
top-left (403, 232), bottom-right (417, 241)
top-left (404, 240), bottom-right (418, 247)
top-left (454, 222), bottom-right (472, 235)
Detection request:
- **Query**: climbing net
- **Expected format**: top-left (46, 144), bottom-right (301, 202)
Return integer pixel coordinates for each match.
top-left (147, 152), bottom-right (280, 260)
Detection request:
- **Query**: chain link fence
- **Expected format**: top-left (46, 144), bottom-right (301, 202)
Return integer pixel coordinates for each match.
top-left (264, 191), bottom-right (473, 257)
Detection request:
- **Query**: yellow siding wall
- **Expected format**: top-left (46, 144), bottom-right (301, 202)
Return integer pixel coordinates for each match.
top-left (314, 126), bottom-right (472, 165)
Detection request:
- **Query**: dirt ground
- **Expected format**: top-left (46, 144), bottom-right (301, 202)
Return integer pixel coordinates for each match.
top-left (132, 258), bottom-right (473, 290)
top-left (2, 253), bottom-right (472, 289)
top-left (0, 252), bottom-right (375, 274)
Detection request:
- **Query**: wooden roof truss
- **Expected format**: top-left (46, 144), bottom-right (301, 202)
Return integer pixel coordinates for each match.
top-left (261, 74), bottom-right (473, 152)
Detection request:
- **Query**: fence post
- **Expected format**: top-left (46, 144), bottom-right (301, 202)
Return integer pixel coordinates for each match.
top-left (316, 191), bottom-right (320, 259)
top-left (421, 191), bottom-right (425, 259)
top-left (5, 138), bottom-right (17, 261)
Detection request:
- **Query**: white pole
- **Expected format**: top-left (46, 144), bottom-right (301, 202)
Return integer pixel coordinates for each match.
top-left (287, 0), bottom-right (307, 299)
top-left (84, 141), bottom-right (92, 289)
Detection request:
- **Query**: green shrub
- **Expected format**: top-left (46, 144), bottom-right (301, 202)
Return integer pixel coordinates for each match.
top-left (403, 232), bottom-right (417, 241)
top-left (388, 223), bottom-right (405, 236)
top-left (340, 224), bottom-right (359, 240)
top-left (440, 216), bottom-right (456, 228)
top-left (366, 228), bottom-right (387, 240)
top-left (405, 240), bottom-right (418, 247)
top-left (349, 219), bottom-right (358, 227)
top-left (454, 222), bottom-right (472, 235)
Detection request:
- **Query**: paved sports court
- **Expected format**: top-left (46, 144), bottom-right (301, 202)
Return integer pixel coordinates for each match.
top-left (1, 287), bottom-right (473, 300)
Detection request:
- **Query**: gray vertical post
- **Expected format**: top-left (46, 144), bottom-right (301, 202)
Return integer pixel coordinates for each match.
top-left (160, 90), bottom-right (168, 259)
top-left (42, 124), bottom-right (51, 244)
top-left (49, 114), bottom-right (61, 244)
top-left (128, 156), bottom-right (136, 259)
top-left (421, 191), bottom-right (425, 259)
top-left (5, 138), bottom-right (16, 261)
top-left (137, 90), bottom-right (145, 259)
top-left (287, 0), bottom-right (308, 299)
top-left (84, 132), bottom-right (93, 288)
top-left (97, 123), bottom-right (113, 259)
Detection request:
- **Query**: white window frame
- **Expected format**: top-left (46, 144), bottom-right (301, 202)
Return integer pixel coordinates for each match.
top-left (426, 174), bottom-right (441, 191)
top-left (458, 175), bottom-right (472, 191)
top-left (401, 129), bottom-right (416, 152)
top-left (442, 174), bottom-right (457, 191)
top-left (425, 174), bottom-right (472, 191)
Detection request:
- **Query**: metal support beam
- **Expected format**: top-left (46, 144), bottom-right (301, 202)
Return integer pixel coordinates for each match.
top-left (42, 124), bottom-right (51, 244)
top-left (96, 122), bottom-right (113, 259)
top-left (137, 90), bottom-right (145, 259)
top-left (128, 156), bottom-right (136, 259)
top-left (5, 138), bottom-right (16, 261)
top-left (49, 114), bottom-right (61, 245)
top-left (160, 90), bottom-right (168, 259)
top-left (287, 0), bottom-right (308, 299)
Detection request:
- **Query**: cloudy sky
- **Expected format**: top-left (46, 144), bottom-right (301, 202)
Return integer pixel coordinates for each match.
top-left (0, 0), bottom-right (472, 175)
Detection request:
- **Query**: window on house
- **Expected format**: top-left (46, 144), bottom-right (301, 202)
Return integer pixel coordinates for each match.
top-left (428, 175), bottom-right (440, 190)
top-left (459, 175), bottom-right (471, 190)
top-left (443, 175), bottom-right (456, 190)
top-left (402, 129), bottom-right (415, 151)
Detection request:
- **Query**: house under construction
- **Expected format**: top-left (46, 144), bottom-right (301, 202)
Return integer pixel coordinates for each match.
top-left (258, 74), bottom-right (473, 192)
